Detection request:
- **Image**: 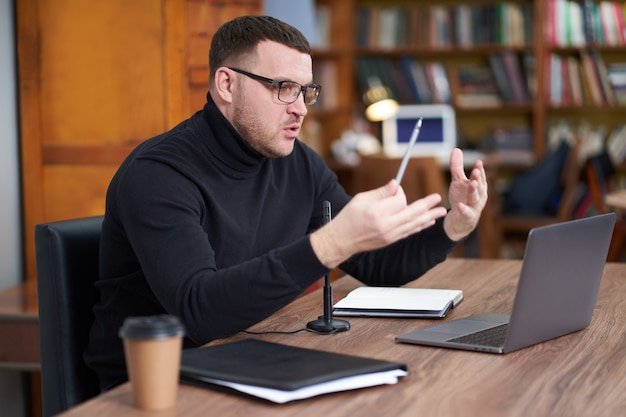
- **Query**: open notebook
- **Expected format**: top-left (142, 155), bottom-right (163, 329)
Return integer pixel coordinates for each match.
top-left (396, 213), bottom-right (616, 353)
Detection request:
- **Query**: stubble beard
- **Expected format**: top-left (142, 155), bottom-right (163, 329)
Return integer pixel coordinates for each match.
top-left (232, 95), bottom-right (292, 159)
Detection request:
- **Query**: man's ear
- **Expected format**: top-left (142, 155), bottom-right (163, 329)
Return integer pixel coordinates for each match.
top-left (213, 67), bottom-right (234, 103)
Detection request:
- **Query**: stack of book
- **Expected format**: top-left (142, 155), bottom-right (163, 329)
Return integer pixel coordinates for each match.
top-left (488, 51), bottom-right (533, 104)
top-left (547, 52), bottom-right (620, 106)
top-left (449, 62), bottom-right (502, 108)
top-left (547, 0), bottom-right (626, 46)
top-left (355, 57), bottom-right (451, 105)
top-left (397, 57), bottom-right (451, 104)
top-left (482, 125), bottom-right (533, 152)
top-left (355, 3), bottom-right (533, 48)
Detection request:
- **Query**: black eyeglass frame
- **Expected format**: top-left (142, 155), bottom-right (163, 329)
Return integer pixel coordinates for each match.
top-left (228, 67), bottom-right (321, 105)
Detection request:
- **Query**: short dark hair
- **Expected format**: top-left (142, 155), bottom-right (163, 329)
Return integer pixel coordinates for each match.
top-left (208, 15), bottom-right (311, 85)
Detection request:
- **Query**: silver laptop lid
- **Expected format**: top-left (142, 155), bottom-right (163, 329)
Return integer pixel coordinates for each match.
top-left (503, 212), bottom-right (616, 352)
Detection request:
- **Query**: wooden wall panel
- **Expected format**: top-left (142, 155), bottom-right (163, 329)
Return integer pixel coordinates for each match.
top-left (19, 0), bottom-right (172, 280)
top-left (18, 0), bottom-right (261, 282)
top-left (38, 0), bottom-right (166, 145)
top-left (17, 0), bottom-right (45, 283)
top-left (42, 167), bottom-right (119, 220)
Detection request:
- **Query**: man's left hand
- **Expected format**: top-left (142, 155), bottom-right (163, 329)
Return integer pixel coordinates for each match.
top-left (444, 148), bottom-right (488, 242)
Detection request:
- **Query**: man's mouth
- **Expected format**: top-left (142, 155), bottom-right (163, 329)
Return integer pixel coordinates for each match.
top-left (285, 124), bottom-right (301, 136)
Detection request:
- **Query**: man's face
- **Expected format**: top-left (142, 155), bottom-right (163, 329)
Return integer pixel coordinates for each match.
top-left (231, 41), bottom-right (312, 158)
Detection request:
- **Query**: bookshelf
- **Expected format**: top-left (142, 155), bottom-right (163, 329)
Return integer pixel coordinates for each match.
top-left (543, 0), bottom-right (626, 144)
top-left (308, 0), bottom-right (626, 163)
top-left (302, 0), bottom-right (356, 158)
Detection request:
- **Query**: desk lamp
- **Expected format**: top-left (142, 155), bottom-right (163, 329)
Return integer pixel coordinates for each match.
top-left (363, 76), bottom-right (399, 122)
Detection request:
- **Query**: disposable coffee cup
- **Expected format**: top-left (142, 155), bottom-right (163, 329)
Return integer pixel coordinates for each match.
top-left (119, 315), bottom-right (185, 410)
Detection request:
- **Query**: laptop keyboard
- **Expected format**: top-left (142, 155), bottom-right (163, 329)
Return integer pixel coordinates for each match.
top-left (447, 324), bottom-right (508, 347)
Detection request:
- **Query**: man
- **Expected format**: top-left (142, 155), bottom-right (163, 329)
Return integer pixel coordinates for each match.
top-left (85, 15), bottom-right (488, 391)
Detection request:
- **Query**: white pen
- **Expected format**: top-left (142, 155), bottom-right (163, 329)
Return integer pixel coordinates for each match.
top-left (395, 118), bottom-right (423, 184)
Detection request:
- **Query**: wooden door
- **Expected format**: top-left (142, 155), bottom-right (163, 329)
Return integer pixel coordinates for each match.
top-left (17, 0), bottom-right (260, 281)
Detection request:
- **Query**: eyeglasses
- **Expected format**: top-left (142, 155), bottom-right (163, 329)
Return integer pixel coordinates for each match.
top-left (229, 67), bottom-right (321, 105)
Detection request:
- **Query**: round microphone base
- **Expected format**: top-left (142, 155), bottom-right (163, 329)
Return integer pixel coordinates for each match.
top-left (306, 317), bottom-right (350, 334)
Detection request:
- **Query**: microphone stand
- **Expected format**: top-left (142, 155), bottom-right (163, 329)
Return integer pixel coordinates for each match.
top-left (307, 201), bottom-right (350, 334)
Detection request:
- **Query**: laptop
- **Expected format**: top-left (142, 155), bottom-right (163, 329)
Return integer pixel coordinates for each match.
top-left (395, 213), bottom-right (616, 354)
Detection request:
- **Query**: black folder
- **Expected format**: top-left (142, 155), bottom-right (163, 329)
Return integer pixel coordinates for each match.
top-left (180, 339), bottom-right (407, 402)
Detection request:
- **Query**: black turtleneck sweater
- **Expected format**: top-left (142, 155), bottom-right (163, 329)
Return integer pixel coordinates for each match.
top-left (84, 96), bottom-right (456, 390)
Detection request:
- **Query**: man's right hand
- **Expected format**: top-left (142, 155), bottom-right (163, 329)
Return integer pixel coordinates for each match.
top-left (310, 180), bottom-right (448, 269)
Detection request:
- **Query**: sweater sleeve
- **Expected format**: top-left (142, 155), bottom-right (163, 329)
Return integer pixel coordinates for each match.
top-left (108, 160), bottom-right (330, 345)
top-left (337, 217), bottom-right (457, 286)
top-left (320, 178), bottom-right (457, 286)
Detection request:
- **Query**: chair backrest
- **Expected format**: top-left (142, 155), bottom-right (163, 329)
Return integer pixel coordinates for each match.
top-left (35, 216), bottom-right (103, 416)
top-left (585, 151), bottom-right (615, 214)
top-left (555, 138), bottom-right (583, 221)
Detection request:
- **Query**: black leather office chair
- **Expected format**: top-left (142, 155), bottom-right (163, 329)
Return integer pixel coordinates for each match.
top-left (35, 216), bottom-right (103, 416)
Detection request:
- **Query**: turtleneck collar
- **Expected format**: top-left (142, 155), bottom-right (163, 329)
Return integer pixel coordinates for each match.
top-left (196, 94), bottom-right (268, 178)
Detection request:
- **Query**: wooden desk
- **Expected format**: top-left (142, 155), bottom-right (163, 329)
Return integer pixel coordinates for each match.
top-left (0, 281), bottom-right (42, 417)
top-left (0, 280), bottom-right (40, 371)
top-left (59, 259), bottom-right (626, 417)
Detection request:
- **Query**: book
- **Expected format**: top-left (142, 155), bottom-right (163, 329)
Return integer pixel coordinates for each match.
top-left (501, 51), bottom-right (531, 102)
top-left (590, 50), bottom-right (617, 104)
top-left (377, 7), bottom-right (401, 48)
top-left (355, 7), bottom-right (371, 47)
top-left (389, 60), bottom-right (417, 104)
top-left (580, 51), bottom-right (605, 105)
top-left (408, 59), bottom-right (434, 103)
top-left (567, 56), bottom-right (584, 105)
top-left (454, 4), bottom-right (472, 47)
top-left (399, 56), bottom-right (424, 102)
top-left (600, 1), bottom-right (619, 45)
top-left (522, 53), bottom-right (537, 99)
top-left (560, 53), bottom-right (573, 105)
top-left (333, 286), bottom-right (464, 318)
top-left (607, 62), bottom-right (626, 105)
top-left (549, 53), bottom-right (563, 105)
top-left (180, 339), bottom-right (407, 403)
top-left (426, 62), bottom-right (451, 103)
top-left (613, 1), bottom-right (626, 44)
top-left (568, 0), bottom-right (586, 46)
top-left (489, 53), bottom-right (516, 102)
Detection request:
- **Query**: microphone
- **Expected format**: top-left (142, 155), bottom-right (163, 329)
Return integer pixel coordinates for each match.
top-left (306, 201), bottom-right (350, 334)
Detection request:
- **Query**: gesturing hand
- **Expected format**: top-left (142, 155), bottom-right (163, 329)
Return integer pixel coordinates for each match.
top-left (311, 180), bottom-right (448, 269)
top-left (444, 148), bottom-right (489, 242)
